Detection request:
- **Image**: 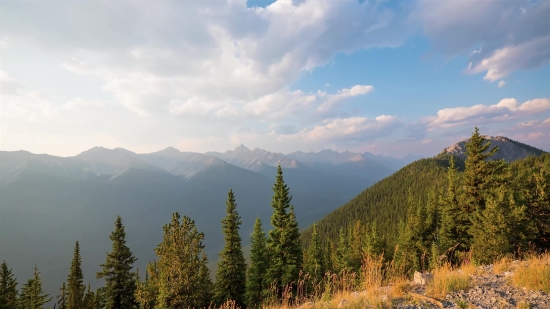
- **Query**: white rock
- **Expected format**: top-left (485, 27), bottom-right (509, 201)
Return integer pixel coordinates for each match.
top-left (414, 271), bottom-right (434, 285)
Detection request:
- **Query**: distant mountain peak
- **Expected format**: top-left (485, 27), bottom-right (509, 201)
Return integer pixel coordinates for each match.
top-left (439, 135), bottom-right (546, 162)
top-left (234, 144), bottom-right (250, 152)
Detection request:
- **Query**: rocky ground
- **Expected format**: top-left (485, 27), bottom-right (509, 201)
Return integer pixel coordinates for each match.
top-left (395, 263), bottom-right (550, 309)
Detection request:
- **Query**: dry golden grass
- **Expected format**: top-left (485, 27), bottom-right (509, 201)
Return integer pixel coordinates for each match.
top-left (426, 262), bottom-right (473, 298)
top-left (511, 253), bottom-right (550, 293)
top-left (493, 256), bottom-right (513, 274)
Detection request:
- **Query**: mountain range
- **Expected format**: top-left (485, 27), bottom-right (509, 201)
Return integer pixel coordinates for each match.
top-left (0, 135), bottom-right (544, 303)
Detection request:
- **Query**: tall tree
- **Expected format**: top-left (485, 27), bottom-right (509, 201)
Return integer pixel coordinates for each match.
top-left (462, 127), bottom-right (507, 214)
top-left (135, 263), bottom-right (158, 309)
top-left (214, 190), bottom-right (247, 307)
top-left (265, 166), bottom-right (302, 297)
top-left (439, 156), bottom-right (470, 255)
top-left (67, 241), bottom-right (85, 309)
top-left (334, 228), bottom-right (352, 273)
top-left (18, 265), bottom-right (51, 309)
top-left (525, 168), bottom-right (550, 250)
top-left (362, 222), bottom-right (383, 259)
top-left (244, 218), bottom-right (267, 308)
top-left (97, 216), bottom-right (138, 309)
top-left (57, 282), bottom-right (67, 309)
top-left (303, 223), bottom-right (325, 283)
top-left (469, 187), bottom-right (516, 264)
top-left (82, 283), bottom-right (95, 309)
top-left (0, 261), bottom-right (18, 309)
top-left (154, 212), bottom-right (212, 309)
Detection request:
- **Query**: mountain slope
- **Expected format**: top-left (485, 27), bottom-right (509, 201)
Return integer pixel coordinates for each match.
top-left (439, 136), bottom-right (546, 162)
top-left (207, 145), bottom-right (307, 172)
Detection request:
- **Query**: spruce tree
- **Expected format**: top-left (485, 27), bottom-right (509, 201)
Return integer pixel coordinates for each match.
top-left (525, 168), bottom-right (550, 250)
top-left (18, 265), bottom-right (51, 309)
top-left (470, 188), bottom-right (516, 264)
top-left (334, 228), bottom-right (352, 273)
top-left (245, 218), bottom-right (267, 308)
top-left (214, 190), bottom-right (247, 307)
top-left (362, 222), bottom-right (383, 259)
top-left (67, 241), bottom-right (85, 309)
top-left (265, 166), bottom-right (302, 297)
top-left (0, 261), bottom-right (18, 309)
top-left (57, 282), bottom-right (67, 309)
top-left (462, 127), bottom-right (507, 214)
top-left (304, 223), bottom-right (325, 283)
top-left (135, 263), bottom-right (158, 309)
top-left (349, 221), bottom-right (364, 271)
top-left (96, 216), bottom-right (138, 309)
top-left (154, 212), bottom-right (212, 309)
top-left (440, 156), bottom-right (470, 255)
top-left (82, 283), bottom-right (95, 309)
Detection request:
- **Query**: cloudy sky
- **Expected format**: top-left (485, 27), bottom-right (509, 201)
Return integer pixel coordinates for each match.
top-left (1, 0), bottom-right (549, 157)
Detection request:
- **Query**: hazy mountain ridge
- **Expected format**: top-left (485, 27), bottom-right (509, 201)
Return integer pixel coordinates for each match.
top-left (439, 135), bottom-right (547, 162)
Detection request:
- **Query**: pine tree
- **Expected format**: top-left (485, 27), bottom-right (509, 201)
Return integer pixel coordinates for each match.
top-left (440, 156), bottom-right (470, 256)
top-left (0, 261), bottom-right (18, 309)
top-left (348, 221), bottom-right (363, 272)
top-left (334, 228), bottom-right (352, 273)
top-left (245, 218), bottom-right (267, 308)
top-left (57, 282), bottom-right (67, 309)
top-left (304, 223), bottom-right (325, 283)
top-left (462, 127), bottom-right (507, 214)
top-left (214, 190), bottom-right (247, 307)
top-left (265, 166), bottom-right (302, 297)
top-left (97, 216), bottom-right (138, 309)
top-left (135, 263), bottom-right (158, 309)
top-left (525, 168), bottom-right (550, 250)
top-left (429, 242), bottom-right (441, 270)
top-left (154, 212), bottom-right (212, 309)
top-left (67, 241), bottom-right (85, 309)
top-left (470, 188), bottom-right (516, 264)
top-left (18, 265), bottom-right (51, 309)
top-left (82, 283), bottom-right (95, 309)
top-left (362, 222), bottom-right (383, 259)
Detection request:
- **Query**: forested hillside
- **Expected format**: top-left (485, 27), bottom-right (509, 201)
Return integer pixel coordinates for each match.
top-left (301, 137), bottom-right (549, 251)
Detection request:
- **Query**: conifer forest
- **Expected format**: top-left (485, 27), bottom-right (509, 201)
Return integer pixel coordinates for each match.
top-left (1, 128), bottom-right (549, 309)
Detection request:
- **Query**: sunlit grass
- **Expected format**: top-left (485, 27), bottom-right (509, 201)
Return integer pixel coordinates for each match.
top-left (511, 253), bottom-right (550, 293)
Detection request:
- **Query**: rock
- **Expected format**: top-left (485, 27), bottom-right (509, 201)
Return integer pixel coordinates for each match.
top-left (503, 271), bottom-right (514, 277)
top-left (379, 294), bottom-right (388, 301)
top-left (414, 271), bottom-right (434, 285)
top-left (337, 299), bottom-right (347, 308)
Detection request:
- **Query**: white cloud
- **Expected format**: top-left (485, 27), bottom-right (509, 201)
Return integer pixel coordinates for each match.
top-left (417, 0), bottom-right (550, 80)
top-left (427, 98), bottom-right (550, 129)
top-left (317, 85), bottom-right (374, 113)
top-left (498, 80), bottom-right (506, 88)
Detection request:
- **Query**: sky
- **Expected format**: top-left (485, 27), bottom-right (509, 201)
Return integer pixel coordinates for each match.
top-left (1, 0), bottom-right (549, 157)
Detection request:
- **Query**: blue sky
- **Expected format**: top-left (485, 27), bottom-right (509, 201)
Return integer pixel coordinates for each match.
top-left (1, 0), bottom-right (549, 157)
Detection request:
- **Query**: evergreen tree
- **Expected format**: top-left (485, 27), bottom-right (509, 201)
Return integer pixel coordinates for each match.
top-left (323, 240), bottom-right (334, 274)
top-left (265, 166), bottom-right (302, 297)
top-left (135, 263), bottom-right (158, 309)
top-left (349, 221), bottom-right (363, 271)
top-left (57, 282), bottom-right (67, 309)
top-left (82, 283), bottom-right (95, 309)
top-left (18, 266), bottom-right (51, 309)
top-left (67, 241), bottom-right (85, 309)
top-left (97, 216), bottom-right (138, 309)
top-left (154, 212), bottom-right (212, 309)
top-left (214, 190), bottom-right (247, 307)
top-left (462, 127), bottom-right (507, 215)
top-left (470, 188), bottom-right (516, 264)
top-left (245, 218), bottom-right (267, 309)
top-left (525, 168), bottom-right (550, 250)
top-left (303, 223), bottom-right (325, 283)
top-left (440, 156), bottom-right (470, 255)
top-left (362, 222), bottom-right (383, 259)
top-left (0, 261), bottom-right (18, 309)
top-left (334, 228), bottom-right (352, 273)
top-left (429, 242), bottom-right (441, 270)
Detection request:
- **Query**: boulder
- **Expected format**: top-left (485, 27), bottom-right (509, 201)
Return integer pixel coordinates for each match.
top-left (414, 271), bottom-right (434, 285)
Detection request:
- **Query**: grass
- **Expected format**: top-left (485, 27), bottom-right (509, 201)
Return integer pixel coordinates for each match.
top-left (511, 253), bottom-right (550, 293)
top-left (516, 301), bottom-right (531, 309)
top-left (455, 299), bottom-right (469, 309)
top-left (425, 262), bottom-right (473, 298)
top-left (493, 255), bottom-right (513, 274)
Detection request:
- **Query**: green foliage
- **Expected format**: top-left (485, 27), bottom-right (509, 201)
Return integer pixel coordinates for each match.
top-left (245, 218), bottom-right (267, 308)
top-left (67, 241), bottom-right (85, 309)
top-left (96, 216), bottom-right (138, 309)
top-left (135, 264), bottom-right (158, 309)
top-left (265, 166), bottom-right (302, 296)
top-left (153, 212), bottom-right (212, 309)
top-left (334, 228), bottom-right (352, 273)
top-left (362, 221), bottom-right (383, 260)
top-left (0, 261), bottom-right (18, 309)
top-left (56, 282), bottom-right (67, 309)
top-left (303, 224), bottom-right (325, 284)
top-left (214, 190), bottom-right (247, 307)
top-left (18, 266), bottom-right (51, 309)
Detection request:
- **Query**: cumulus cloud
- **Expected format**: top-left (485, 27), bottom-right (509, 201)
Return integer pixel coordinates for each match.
top-left (417, 0), bottom-right (550, 80)
top-left (427, 98), bottom-right (550, 129)
top-left (2, 0), bottom-right (409, 116)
